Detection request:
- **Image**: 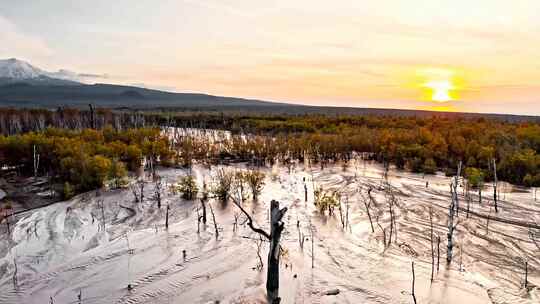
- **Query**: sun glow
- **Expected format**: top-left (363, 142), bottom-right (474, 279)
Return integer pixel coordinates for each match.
top-left (425, 80), bottom-right (453, 102)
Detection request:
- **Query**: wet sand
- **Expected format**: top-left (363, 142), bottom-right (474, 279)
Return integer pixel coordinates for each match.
top-left (0, 162), bottom-right (538, 303)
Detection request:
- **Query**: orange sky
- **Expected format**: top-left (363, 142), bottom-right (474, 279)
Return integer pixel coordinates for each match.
top-left (1, 0), bottom-right (540, 115)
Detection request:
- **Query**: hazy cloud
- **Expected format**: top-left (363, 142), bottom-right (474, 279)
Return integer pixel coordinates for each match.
top-left (0, 15), bottom-right (52, 59)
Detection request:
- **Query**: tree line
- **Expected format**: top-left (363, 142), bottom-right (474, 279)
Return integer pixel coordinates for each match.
top-left (0, 107), bottom-right (539, 187)
top-left (0, 127), bottom-right (173, 196)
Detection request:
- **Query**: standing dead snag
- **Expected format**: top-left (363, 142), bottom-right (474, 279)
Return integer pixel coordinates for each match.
top-left (524, 260), bottom-right (528, 289)
top-left (430, 207), bottom-right (435, 283)
top-left (338, 195), bottom-right (349, 230)
top-left (209, 202), bottom-right (219, 239)
top-left (447, 161), bottom-right (462, 265)
top-left (360, 188), bottom-right (375, 233)
top-left (154, 175), bottom-right (162, 209)
top-left (411, 261), bottom-right (417, 304)
top-left (165, 204), bottom-right (170, 229)
top-left (199, 181), bottom-right (209, 224)
top-left (386, 190), bottom-right (397, 245)
top-left (492, 158), bottom-right (498, 213)
top-left (437, 235), bottom-right (440, 272)
top-left (304, 183), bottom-right (308, 202)
top-left (33, 144), bottom-right (40, 179)
top-left (230, 197), bottom-right (287, 303)
top-left (311, 223), bottom-right (315, 268)
top-left (267, 200), bottom-right (288, 303)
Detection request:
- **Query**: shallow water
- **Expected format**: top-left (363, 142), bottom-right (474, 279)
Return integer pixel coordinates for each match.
top-left (0, 162), bottom-right (538, 303)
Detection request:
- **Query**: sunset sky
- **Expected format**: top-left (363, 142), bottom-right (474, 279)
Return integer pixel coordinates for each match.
top-left (1, 0), bottom-right (539, 115)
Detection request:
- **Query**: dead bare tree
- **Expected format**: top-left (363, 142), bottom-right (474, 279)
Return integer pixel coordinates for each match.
top-left (304, 182), bottom-right (308, 202)
top-left (199, 181), bottom-right (209, 224)
top-left (447, 161), bottom-right (462, 265)
top-left (437, 235), bottom-right (441, 272)
top-left (430, 206), bottom-right (435, 282)
top-left (338, 195), bottom-right (349, 230)
top-left (255, 235), bottom-right (264, 271)
top-left (139, 179), bottom-right (145, 202)
top-left (492, 158), bottom-right (498, 213)
top-left (524, 260), bottom-right (528, 289)
top-left (97, 199), bottom-right (106, 231)
top-left (298, 228), bottom-right (305, 249)
top-left (233, 212), bottom-right (240, 232)
top-left (154, 175), bottom-right (162, 209)
top-left (311, 222), bottom-right (315, 268)
top-left (411, 261), bottom-right (417, 304)
top-left (376, 215), bottom-right (387, 249)
top-left (165, 204), bottom-right (170, 229)
top-left (209, 201), bottom-right (219, 239)
top-left (387, 193), bottom-right (397, 245)
top-left (361, 188), bottom-right (375, 233)
top-left (33, 144), bottom-right (40, 180)
top-left (230, 194), bottom-right (287, 303)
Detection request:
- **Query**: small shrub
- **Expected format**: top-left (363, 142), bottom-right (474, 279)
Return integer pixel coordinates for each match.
top-left (314, 186), bottom-right (339, 215)
top-left (179, 175), bottom-right (199, 200)
top-left (244, 169), bottom-right (266, 200)
top-left (211, 168), bottom-right (234, 201)
top-left (465, 167), bottom-right (485, 188)
top-left (63, 182), bottom-right (75, 200)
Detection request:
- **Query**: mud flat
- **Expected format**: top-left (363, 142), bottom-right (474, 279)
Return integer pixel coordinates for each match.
top-left (0, 162), bottom-right (538, 303)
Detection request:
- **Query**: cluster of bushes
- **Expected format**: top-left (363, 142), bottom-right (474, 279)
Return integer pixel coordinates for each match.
top-left (1, 108), bottom-right (539, 187)
top-left (0, 127), bottom-right (174, 195)
top-left (226, 116), bottom-right (540, 187)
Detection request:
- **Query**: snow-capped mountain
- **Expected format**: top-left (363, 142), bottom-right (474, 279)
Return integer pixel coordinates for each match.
top-left (0, 58), bottom-right (45, 79)
top-left (0, 58), bottom-right (82, 86)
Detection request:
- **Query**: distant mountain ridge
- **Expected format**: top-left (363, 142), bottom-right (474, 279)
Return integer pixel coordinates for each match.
top-left (0, 58), bottom-right (286, 108)
top-left (0, 58), bottom-right (538, 122)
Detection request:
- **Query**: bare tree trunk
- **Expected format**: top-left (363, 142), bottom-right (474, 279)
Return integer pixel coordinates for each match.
top-left (298, 228), bottom-right (305, 249)
top-left (99, 199), bottom-right (106, 231)
top-left (165, 205), bottom-right (169, 229)
top-left (33, 144), bottom-right (39, 180)
top-left (492, 159), bottom-right (498, 213)
top-left (200, 199), bottom-right (207, 224)
top-left (524, 261), bottom-right (528, 288)
top-left (437, 235), bottom-right (440, 272)
top-left (267, 200), bottom-right (287, 303)
top-left (362, 193), bottom-right (375, 233)
top-left (139, 179), bottom-right (145, 202)
top-left (154, 175), bottom-right (162, 209)
top-left (229, 195), bottom-right (288, 302)
top-left (338, 196), bottom-right (346, 230)
top-left (209, 202), bottom-right (219, 239)
top-left (377, 217), bottom-right (387, 249)
top-left (411, 261), bottom-right (417, 304)
top-left (388, 200), bottom-right (395, 245)
top-left (447, 161), bottom-right (462, 264)
top-left (311, 224), bottom-right (315, 268)
top-left (430, 207), bottom-right (434, 283)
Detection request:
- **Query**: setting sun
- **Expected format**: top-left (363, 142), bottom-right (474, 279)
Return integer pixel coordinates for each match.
top-left (424, 80), bottom-right (453, 102)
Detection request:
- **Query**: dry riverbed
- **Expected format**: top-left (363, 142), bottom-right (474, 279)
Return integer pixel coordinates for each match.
top-left (0, 162), bottom-right (538, 303)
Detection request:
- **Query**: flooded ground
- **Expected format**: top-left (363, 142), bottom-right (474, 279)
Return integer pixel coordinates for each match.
top-left (0, 162), bottom-right (538, 303)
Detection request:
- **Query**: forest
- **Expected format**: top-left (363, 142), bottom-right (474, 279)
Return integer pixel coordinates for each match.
top-left (0, 107), bottom-right (539, 190)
